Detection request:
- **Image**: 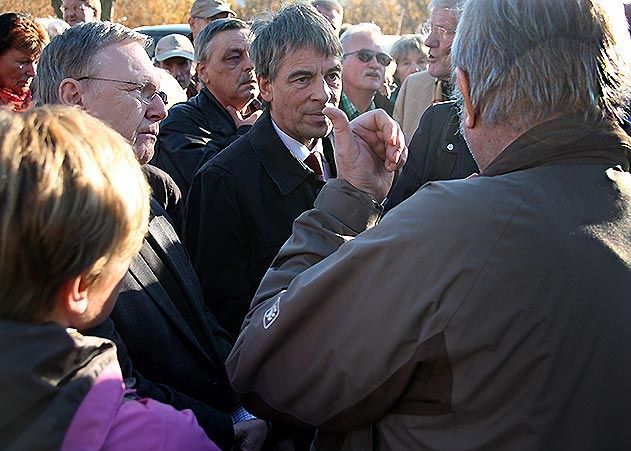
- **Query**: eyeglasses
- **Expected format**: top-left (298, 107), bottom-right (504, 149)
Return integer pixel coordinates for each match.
top-left (344, 49), bottom-right (393, 67)
top-left (420, 22), bottom-right (456, 39)
top-left (76, 76), bottom-right (168, 105)
top-left (60, 4), bottom-right (95, 13)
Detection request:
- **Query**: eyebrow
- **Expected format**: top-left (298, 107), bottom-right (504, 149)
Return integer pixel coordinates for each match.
top-left (287, 68), bottom-right (316, 79)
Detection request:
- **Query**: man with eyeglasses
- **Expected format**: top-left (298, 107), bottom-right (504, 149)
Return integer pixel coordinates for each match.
top-left (394, 0), bottom-right (459, 142)
top-left (33, 21), bottom-right (268, 451)
top-left (60, 0), bottom-right (101, 26)
top-left (188, 0), bottom-right (236, 40)
top-left (385, 0), bottom-right (478, 211)
top-left (339, 23), bottom-right (392, 121)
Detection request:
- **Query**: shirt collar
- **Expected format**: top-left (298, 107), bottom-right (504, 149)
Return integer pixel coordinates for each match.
top-left (271, 119), bottom-right (323, 161)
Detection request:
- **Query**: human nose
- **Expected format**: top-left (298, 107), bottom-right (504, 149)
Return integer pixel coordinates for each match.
top-left (242, 52), bottom-right (254, 73)
top-left (146, 94), bottom-right (168, 121)
top-left (313, 77), bottom-right (332, 104)
top-left (424, 31), bottom-right (439, 48)
top-left (23, 61), bottom-right (36, 77)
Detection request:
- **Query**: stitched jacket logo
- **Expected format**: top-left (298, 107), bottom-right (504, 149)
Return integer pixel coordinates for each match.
top-left (263, 295), bottom-right (282, 330)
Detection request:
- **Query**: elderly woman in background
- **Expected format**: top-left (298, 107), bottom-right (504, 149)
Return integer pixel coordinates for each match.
top-left (0, 106), bottom-right (218, 451)
top-left (61, 0), bottom-right (102, 26)
top-left (0, 13), bottom-right (48, 112)
top-left (389, 34), bottom-right (428, 103)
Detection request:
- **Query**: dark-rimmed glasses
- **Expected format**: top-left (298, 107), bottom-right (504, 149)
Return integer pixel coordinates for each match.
top-left (76, 76), bottom-right (168, 105)
top-left (343, 49), bottom-right (392, 67)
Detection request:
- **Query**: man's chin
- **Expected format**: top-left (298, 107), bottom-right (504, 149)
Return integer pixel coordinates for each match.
top-left (133, 139), bottom-right (156, 165)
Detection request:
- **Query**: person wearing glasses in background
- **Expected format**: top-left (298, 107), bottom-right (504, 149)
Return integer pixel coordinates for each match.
top-left (386, 0), bottom-right (478, 211)
top-left (394, 0), bottom-right (459, 143)
top-left (61, 0), bottom-right (101, 26)
top-left (339, 23), bottom-right (392, 120)
top-left (0, 13), bottom-right (48, 112)
top-left (188, 0), bottom-right (236, 40)
top-left (34, 21), bottom-right (268, 451)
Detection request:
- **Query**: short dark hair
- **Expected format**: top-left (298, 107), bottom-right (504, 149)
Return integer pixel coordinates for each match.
top-left (0, 12), bottom-right (48, 58)
top-left (194, 18), bottom-right (249, 63)
top-left (251, 3), bottom-right (342, 81)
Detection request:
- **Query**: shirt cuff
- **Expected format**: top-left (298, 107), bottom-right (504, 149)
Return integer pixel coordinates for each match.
top-left (231, 406), bottom-right (257, 424)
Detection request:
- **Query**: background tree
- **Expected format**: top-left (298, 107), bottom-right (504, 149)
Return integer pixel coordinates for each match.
top-left (2, 0), bottom-right (430, 35)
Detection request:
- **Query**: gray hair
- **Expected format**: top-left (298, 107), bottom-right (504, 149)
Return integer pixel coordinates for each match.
top-left (390, 34), bottom-right (425, 63)
top-left (339, 22), bottom-right (382, 52)
top-left (34, 21), bottom-right (147, 105)
top-left (194, 18), bottom-right (249, 63)
top-left (250, 3), bottom-right (342, 81)
top-left (452, 0), bottom-right (631, 131)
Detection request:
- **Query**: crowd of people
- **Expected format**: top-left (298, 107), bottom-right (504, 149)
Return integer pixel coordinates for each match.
top-left (1, 0), bottom-right (631, 450)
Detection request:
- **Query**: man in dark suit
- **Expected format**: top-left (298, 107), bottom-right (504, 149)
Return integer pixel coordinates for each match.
top-left (385, 100), bottom-right (478, 211)
top-left (34, 21), bottom-right (267, 451)
top-left (184, 3), bottom-right (342, 338)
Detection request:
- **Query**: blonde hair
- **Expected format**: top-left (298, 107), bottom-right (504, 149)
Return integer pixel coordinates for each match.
top-left (0, 106), bottom-right (150, 321)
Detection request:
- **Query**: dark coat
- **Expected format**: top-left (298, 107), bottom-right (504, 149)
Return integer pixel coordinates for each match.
top-left (183, 110), bottom-right (335, 338)
top-left (86, 199), bottom-right (238, 451)
top-left (153, 87), bottom-right (252, 197)
top-left (385, 100), bottom-right (478, 211)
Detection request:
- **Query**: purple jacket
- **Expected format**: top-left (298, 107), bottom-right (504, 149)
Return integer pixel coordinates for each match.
top-left (62, 361), bottom-right (219, 451)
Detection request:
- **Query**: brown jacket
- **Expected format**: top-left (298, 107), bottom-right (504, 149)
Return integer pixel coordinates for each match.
top-left (227, 116), bottom-right (631, 450)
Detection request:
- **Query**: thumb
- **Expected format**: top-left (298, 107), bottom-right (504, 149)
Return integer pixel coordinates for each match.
top-left (323, 104), bottom-right (350, 136)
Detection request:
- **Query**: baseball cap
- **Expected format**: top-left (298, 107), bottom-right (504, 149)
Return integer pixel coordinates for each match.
top-left (189, 0), bottom-right (236, 19)
top-left (154, 34), bottom-right (195, 62)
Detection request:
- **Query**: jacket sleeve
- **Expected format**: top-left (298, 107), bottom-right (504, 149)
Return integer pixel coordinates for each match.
top-left (106, 397), bottom-right (221, 451)
top-left (86, 319), bottom-right (235, 450)
top-left (183, 165), bottom-right (252, 339)
top-left (226, 179), bottom-right (440, 430)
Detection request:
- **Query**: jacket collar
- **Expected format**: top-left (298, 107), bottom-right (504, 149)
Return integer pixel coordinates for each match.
top-left (248, 110), bottom-right (336, 195)
top-left (198, 86), bottom-right (236, 129)
top-left (481, 115), bottom-right (631, 177)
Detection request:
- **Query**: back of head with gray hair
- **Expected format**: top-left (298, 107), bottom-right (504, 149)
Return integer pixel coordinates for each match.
top-left (452, 0), bottom-right (631, 131)
top-left (34, 21), bottom-right (147, 105)
top-left (194, 18), bottom-right (249, 63)
top-left (250, 3), bottom-right (342, 81)
top-left (339, 22), bottom-right (382, 52)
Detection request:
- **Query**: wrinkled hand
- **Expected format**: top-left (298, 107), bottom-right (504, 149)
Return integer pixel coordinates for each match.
top-left (324, 106), bottom-right (406, 202)
top-left (233, 419), bottom-right (267, 451)
top-left (227, 106), bottom-right (262, 128)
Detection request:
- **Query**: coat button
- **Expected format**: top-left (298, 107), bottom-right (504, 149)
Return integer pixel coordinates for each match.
top-left (447, 143), bottom-right (454, 151)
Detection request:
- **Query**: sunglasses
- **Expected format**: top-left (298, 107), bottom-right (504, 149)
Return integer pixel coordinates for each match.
top-left (76, 76), bottom-right (168, 105)
top-left (344, 49), bottom-right (393, 67)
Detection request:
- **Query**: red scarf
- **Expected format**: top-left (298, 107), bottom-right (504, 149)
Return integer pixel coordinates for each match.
top-left (0, 88), bottom-right (32, 112)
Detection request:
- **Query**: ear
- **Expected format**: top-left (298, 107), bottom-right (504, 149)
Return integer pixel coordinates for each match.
top-left (54, 275), bottom-right (89, 324)
top-left (58, 78), bottom-right (84, 107)
top-left (258, 75), bottom-right (273, 104)
top-left (195, 61), bottom-right (209, 85)
top-left (456, 67), bottom-right (475, 129)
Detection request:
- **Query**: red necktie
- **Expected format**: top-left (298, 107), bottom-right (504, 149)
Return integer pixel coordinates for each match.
top-left (304, 152), bottom-right (323, 177)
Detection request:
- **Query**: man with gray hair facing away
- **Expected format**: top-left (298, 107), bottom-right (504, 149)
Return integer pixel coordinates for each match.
top-left (184, 2), bottom-right (341, 341)
top-left (154, 18), bottom-right (261, 198)
top-left (226, 0), bottom-right (631, 449)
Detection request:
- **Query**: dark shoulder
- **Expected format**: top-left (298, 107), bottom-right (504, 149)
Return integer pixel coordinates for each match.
top-left (196, 132), bottom-right (257, 176)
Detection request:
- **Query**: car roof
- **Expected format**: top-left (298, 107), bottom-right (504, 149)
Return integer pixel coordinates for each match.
top-left (134, 24), bottom-right (192, 59)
